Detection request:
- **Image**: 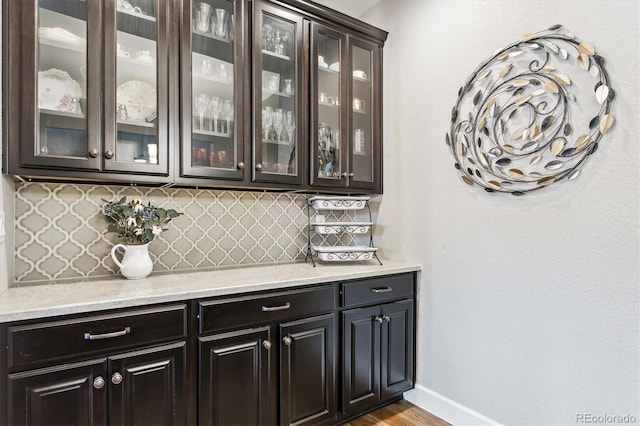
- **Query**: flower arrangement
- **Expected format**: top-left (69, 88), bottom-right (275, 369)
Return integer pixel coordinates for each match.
top-left (102, 197), bottom-right (182, 245)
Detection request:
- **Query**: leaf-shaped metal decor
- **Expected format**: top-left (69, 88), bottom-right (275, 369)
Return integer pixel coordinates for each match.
top-left (446, 25), bottom-right (615, 195)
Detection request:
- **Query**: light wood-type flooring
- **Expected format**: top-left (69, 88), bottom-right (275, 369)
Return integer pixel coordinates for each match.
top-left (344, 399), bottom-right (450, 426)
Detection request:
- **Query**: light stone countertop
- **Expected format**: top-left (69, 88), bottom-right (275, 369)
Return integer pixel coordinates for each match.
top-left (0, 260), bottom-right (421, 323)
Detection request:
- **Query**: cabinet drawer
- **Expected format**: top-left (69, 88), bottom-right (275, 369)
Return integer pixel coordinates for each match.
top-left (7, 304), bottom-right (187, 370)
top-left (341, 274), bottom-right (414, 308)
top-left (199, 286), bottom-right (335, 334)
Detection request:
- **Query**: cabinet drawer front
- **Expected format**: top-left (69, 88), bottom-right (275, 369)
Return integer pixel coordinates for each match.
top-left (7, 304), bottom-right (187, 370)
top-left (341, 274), bottom-right (414, 308)
top-left (199, 286), bottom-right (335, 334)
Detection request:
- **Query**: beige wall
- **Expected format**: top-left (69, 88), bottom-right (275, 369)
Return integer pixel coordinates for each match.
top-left (362, 0), bottom-right (639, 424)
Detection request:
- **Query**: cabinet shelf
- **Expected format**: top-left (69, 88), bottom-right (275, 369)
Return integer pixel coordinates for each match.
top-left (193, 29), bottom-right (232, 44)
top-left (117, 119), bottom-right (155, 128)
top-left (40, 108), bottom-right (85, 119)
top-left (117, 7), bottom-right (157, 23)
top-left (319, 101), bottom-right (339, 109)
top-left (262, 49), bottom-right (290, 61)
top-left (194, 129), bottom-right (232, 138)
top-left (353, 76), bottom-right (370, 83)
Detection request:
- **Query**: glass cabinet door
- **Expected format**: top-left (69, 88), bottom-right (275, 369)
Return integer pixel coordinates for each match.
top-left (252, 2), bottom-right (303, 184)
top-left (348, 37), bottom-right (381, 191)
top-left (104, 0), bottom-right (169, 175)
top-left (19, 0), bottom-right (101, 170)
top-left (310, 23), bottom-right (347, 188)
top-left (181, 0), bottom-right (244, 180)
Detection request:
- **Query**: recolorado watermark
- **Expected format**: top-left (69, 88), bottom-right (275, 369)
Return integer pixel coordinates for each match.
top-left (576, 413), bottom-right (637, 424)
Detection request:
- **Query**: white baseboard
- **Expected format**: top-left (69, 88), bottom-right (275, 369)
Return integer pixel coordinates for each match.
top-left (403, 384), bottom-right (501, 425)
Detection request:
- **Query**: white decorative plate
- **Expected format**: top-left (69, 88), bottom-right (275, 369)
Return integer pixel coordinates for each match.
top-left (38, 69), bottom-right (83, 111)
top-left (39, 27), bottom-right (85, 47)
top-left (329, 62), bottom-right (340, 72)
top-left (117, 80), bottom-right (156, 122)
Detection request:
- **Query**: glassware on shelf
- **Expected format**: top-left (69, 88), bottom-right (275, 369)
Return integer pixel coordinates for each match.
top-left (195, 93), bottom-right (208, 131)
top-left (213, 9), bottom-right (228, 39)
top-left (207, 96), bottom-right (220, 132)
top-left (221, 99), bottom-right (232, 135)
top-left (194, 2), bottom-right (213, 33)
top-left (262, 106), bottom-right (273, 140)
top-left (273, 108), bottom-right (284, 142)
top-left (285, 110), bottom-right (295, 144)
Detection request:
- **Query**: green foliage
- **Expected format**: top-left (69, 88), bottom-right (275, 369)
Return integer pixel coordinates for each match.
top-left (102, 198), bottom-right (183, 245)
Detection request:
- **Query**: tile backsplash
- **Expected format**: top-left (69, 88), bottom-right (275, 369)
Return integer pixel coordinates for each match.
top-left (14, 182), bottom-right (354, 284)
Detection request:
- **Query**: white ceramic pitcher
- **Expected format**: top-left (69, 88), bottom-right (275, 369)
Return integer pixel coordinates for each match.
top-left (110, 243), bottom-right (153, 280)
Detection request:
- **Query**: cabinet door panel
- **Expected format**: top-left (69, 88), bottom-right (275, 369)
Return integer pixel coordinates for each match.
top-left (180, 0), bottom-right (246, 179)
top-left (280, 313), bottom-right (336, 426)
top-left (7, 359), bottom-right (107, 426)
top-left (310, 22), bottom-right (347, 188)
top-left (15, 0), bottom-right (101, 171)
top-left (109, 342), bottom-right (186, 426)
top-left (103, 0), bottom-right (171, 175)
top-left (252, 1), bottom-right (304, 185)
top-left (381, 300), bottom-right (414, 398)
top-left (348, 37), bottom-right (381, 191)
top-left (199, 327), bottom-right (273, 426)
top-left (341, 305), bottom-right (379, 414)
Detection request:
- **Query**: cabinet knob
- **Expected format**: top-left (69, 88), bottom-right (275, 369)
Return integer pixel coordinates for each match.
top-left (104, 150), bottom-right (115, 160)
top-left (255, 163), bottom-right (263, 171)
top-left (88, 148), bottom-right (99, 158)
top-left (263, 340), bottom-right (272, 350)
top-left (237, 162), bottom-right (245, 170)
top-left (111, 372), bottom-right (123, 385)
top-left (375, 316), bottom-right (384, 324)
top-left (341, 172), bottom-right (348, 178)
top-left (349, 172), bottom-right (354, 177)
top-left (382, 315), bottom-right (391, 322)
top-left (283, 336), bottom-right (293, 346)
top-left (93, 376), bottom-right (105, 389)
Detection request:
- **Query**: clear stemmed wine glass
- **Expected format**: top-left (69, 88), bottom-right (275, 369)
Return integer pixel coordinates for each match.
top-left (221, 99), bottom-right (232, 135)
top-left (285, 110), bottom-right (295, 145)
top-left (273, 108), bottom-right (284, 142)
top-left (262, 106), bottom-right (273, 140)
top-left (208, 96), bottom-right (221, 133)
top-left (195, 94), bottom-right (208, 131)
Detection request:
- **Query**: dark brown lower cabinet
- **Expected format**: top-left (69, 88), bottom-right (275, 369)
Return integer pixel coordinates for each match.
top-left (342, 299), bottom-right (414, 416)
top-left (280, 314), bottom-right (335, 426)
top-left (7, 342), bottom-right (186, 426)
top-left (199, 327), bottom-right (273, 426)
top-left (198, 314), bottom-right (336, 426)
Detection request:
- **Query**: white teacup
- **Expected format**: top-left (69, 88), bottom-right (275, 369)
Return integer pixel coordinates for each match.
top-left (353, 70), bottom-right (367, 79)
top-left (117, 43), bottom-right (130, 57)
top-left (135, 50), bottom-right (153, 62)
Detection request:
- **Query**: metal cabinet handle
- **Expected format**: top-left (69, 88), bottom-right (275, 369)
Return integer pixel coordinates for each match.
top-left (88, 148), bottom-right (99, 158)
top-left (255, 163), bottom-right (263, 171)
top-left (370, 287), bottom-right (392, 293)
top-left (237, 162), bottom-right (245, 169)
top-left (111, 372), bottom-right (123, 385)
top-left (261, 302), bottom-right (290, 312)
top-left (93, 376), bottom-right (105, 389)
top-left (283, 336), bottom-right (292, 346)
top-left (263, 340), bottom-right (272, 350)
top-left (382, 315), bottom-right (391, 322)
top-left (104, 150), bottom-right (115, 159)
top-left (375, 316), bottom-right (384, 324)
top-left (84, 327), bottom-right (131, 341)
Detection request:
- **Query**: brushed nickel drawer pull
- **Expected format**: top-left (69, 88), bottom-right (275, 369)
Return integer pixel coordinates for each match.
top-left (370, 287), bottom-right (392, 293)
top-left (261, 302), bottom-right (291, 312)
top-left (84, 327), bottom-right (131, 341)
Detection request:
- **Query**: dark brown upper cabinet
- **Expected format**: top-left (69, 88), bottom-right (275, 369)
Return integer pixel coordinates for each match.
top-left (178, 0), bottom-right (248, 182)
top-left (2, 0), bottom-right (173, 182)
top-left (251, 0), bottom-right (305, 186)
top-left (3, 0), bottom-right (387, 193)
top-left (310, 24), bottom-right (382, 192)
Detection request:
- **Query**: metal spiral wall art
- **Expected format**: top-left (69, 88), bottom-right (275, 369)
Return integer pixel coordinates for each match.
top-left (446, 25), bottom-right (615, 195)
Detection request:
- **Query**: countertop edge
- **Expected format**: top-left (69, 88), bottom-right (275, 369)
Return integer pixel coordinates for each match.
top-left (0, 261), bottom-right (422, 323)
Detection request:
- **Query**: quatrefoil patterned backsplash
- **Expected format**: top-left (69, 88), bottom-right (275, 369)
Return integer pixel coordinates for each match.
top-left (14, 182), bottom-right (355, 284)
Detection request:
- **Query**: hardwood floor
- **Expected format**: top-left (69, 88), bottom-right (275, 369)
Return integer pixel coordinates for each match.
top-left (343, 399), bottom-right (450, 426)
